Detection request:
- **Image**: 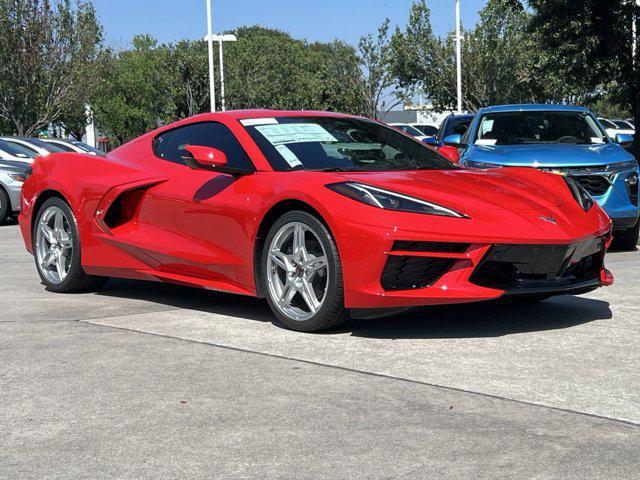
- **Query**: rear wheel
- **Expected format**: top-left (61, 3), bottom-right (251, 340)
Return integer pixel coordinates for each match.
top-left (33, 197), bottom-right (108, 293)
top-left (613, 221), bottom-right (639, 251)
top-left (262, 211), bottom-right (349, 332)
top-left (0, 188), bottom-right (9, 225)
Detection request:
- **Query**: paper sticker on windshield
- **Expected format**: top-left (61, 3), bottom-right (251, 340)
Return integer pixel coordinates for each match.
top-left (590, 137), bottom-right (605, 144)
top-left (240, 118), bottom-right (279, 126)
top-left (475, 139), bottom-right (497, 146)
top-left (275, 145), bottom-right (302, 168)
top-left (255, 123), bottom-right (337, 146)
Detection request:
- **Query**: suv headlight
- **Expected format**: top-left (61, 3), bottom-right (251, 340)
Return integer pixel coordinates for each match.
top-left (564, 177), bottom-right (594, 211)
top-left (326, 181), bottom-right (468, 218)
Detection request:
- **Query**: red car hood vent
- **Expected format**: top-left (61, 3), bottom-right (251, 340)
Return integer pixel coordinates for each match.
top-left (336, 170), bottom-right (564, 212)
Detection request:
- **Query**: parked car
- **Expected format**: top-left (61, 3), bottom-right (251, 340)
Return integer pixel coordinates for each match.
top-left (0, 160), bottom-right (30, 224)
top-left (425, 113), bottom-right (474, 146)
top-left (611, 119), bottom-right (635, 131)
top-left (0, 139), bottom-right (36, 162)
top-left (18, 110), bottom-right (614, 332)
top-left (0, 136), bottom-right (67, 158)
top-left (41, 138), bottom-right (105, 156)
top-left (410, 123), bottom-right (439, 137)
top-left (624, 118), bottom-right (635, 128)
top-left (598, 118), bottom-right (635, 140)
top-left (388, 123), bottom-right (430, 141)
top-left (446, 104), bottom-right (639, 250)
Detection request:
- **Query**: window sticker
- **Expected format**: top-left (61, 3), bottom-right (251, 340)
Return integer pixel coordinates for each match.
top-left (590, 137), bottom-right (605, 144)
top-left (240, 118), bottom-right (279, 127)
top-left (475, 139), bottom-right (497, 146)
top-left (275, 144), bottom-right (302, 168)
top-left (255, 123), bottom-right (338, 146)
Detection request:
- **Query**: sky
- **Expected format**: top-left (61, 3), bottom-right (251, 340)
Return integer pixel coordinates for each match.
top-left (92, 0), bottom-right (487, 47)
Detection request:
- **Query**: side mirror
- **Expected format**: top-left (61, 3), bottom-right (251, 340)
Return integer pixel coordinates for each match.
top-left (439, 145), bottom-right (461, 164)
top-left (183, 145), bottom-right (228, 168)
top-left (615, 133), bottom-right (634, 149)
top-left (422, 136), bottom-right (437, 146)
top-left (443, 134), bottom-right (463, 146)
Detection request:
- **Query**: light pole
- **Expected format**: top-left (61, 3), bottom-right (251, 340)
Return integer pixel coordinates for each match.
top-left (204, 34), bottom-right (238, 112)
top-left (205, 0), bottom-right (216, 112)
top-left (455, 0), bottom-right (463, 115)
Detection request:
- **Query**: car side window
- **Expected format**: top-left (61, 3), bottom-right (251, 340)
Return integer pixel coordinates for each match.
top-left (152, 122), bottom-right (255, 171)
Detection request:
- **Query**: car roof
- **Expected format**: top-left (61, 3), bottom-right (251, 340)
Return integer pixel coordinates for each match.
top-left (187, 109), bottom-right (359, 122)
top-left (478, 104), bottom-right (591, 114)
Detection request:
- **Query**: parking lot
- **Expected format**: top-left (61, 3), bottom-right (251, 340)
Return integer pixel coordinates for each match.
top-left (1, 218), bottom-right (639, 478)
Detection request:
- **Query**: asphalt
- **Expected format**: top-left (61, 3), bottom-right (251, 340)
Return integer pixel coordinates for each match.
top-left (1, 219), bottom-right (639, 479)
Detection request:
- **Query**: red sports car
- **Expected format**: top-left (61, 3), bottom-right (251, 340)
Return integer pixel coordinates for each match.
top-left (18, 110), bottom-right (613, 332)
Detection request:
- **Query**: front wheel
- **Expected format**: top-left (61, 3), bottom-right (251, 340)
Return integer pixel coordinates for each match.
top-left (33, 197), bottom-right (108, 293)
top-left (0, 188), bottom-right (10, 225)
top-left (613, 221), bottom-right (639, 251)
top-left (262, 211), bottom-right (349, 332)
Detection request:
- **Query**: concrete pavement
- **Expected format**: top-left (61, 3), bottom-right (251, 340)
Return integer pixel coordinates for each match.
top-left (1, 220), bottom-right (639, 479)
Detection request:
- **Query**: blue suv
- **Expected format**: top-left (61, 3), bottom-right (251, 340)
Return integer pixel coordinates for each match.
top-left (445, 105), bottom-right (640, 250)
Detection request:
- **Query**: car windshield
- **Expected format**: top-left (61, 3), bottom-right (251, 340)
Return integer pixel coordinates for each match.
top-left (474, 111), bottom-right (607, 146)
top-left (72, 141), bottom-right (104, 155)
top-left (613, 120), bottom-right (632, 129)
top-left (394, 124), bottom-right (424, 136)
top-left (0, 139), bottom-right (36, 159)
top-left (243, 116), bottom-right (458, 172)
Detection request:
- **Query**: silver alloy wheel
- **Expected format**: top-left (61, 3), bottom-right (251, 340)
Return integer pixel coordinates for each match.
top-left (266, 221), bottom-right (329, 322)
top-left (35, 206), bottom-right (73, 284)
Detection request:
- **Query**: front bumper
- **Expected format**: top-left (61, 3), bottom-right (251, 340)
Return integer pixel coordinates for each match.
top-left (1, 178), bottom-right (23, 212)
top-left (336, 215), bottom-right (613, 310)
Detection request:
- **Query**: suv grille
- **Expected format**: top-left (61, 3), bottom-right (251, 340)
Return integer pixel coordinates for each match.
top-left (574, 175), bottom-right (610, 196)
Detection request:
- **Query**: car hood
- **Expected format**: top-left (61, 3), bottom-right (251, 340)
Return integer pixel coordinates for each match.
top-left (332, 169), bottom-right (566, 212)
top-left (466, 142), bottom-right (634, 167)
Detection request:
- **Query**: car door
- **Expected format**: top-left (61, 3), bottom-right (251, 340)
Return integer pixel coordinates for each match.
top-left (135, 121), bottom-right (258, 290)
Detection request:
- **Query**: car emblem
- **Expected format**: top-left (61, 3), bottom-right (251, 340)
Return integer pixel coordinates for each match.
top-left (539, 215), bottom-right (557, 224)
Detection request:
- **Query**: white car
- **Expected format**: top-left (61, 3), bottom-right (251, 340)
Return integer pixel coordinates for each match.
top-left (387, 123), bottom-right (430, 141)
top-left (410, 123), bottom-right (439, 137)
top-left (41, 138), bottom-right (104, 156)
top-left (0, 139), bottom-right (36, 162)
top-left (0, 137), bottom-right (66, 158)
top-left (598, 118), bottom-right (635, 140)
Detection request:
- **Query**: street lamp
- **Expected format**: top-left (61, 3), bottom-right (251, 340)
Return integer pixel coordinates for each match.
top-left (205, 0), bottom-right (216, 112)
top-left (203, 33), bottom-right (238, 112)
top-left (455, 0), bottom-right (463, 115)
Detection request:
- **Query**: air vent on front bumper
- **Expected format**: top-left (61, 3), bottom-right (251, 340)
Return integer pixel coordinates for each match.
top-left (381, 256), bottom-right (455, 291)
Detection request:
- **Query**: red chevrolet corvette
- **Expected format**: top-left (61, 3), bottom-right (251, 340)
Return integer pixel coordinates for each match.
top-left (18, 110), bottom-right (613, 332)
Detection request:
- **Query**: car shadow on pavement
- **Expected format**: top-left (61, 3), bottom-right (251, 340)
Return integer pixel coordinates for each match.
top-left (97, 278), bottom-right (610, 339)
top-left (346, 295), bottom-right (612, 339)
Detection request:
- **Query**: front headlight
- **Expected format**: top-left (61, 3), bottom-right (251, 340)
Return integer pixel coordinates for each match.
top-left (564, 177), bottom-right (594, 211)
top-left (608, 160), bottom-right (638, 172)
top-left (466, 160), bottom-right (502, 169)
top-left (326, 181), bottom-right (468, 218)
top-left (8, 172), bottom-right (29, 183)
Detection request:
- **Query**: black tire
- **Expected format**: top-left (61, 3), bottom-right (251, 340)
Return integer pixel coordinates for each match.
top-left (613, 222), bottom-right (640, 251)
top-left (262, 210), bottom-right (349, 332)
top-left (0, 188), bottom-right (9, 225)
top-left (33, 197), bottom-right (108, 293)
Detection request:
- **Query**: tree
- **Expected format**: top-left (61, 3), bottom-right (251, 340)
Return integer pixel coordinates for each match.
top-left (527, 0), bottom-right (638, 150)
top-left (358, 19), bottom-right (404, 119)
top-left (166, 40), bottom-right (210, 119)
top-left (92, 35), bottom-right (174, 144)
top-left (0, 0), bottom-right (102, 136)
top-left (390, 0), bottom-right (545, 111)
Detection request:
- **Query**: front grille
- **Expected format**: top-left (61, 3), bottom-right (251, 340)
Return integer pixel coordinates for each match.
top-left (574, 175), bottom-right (610, 196)
top-left (470, 238), bottom-right (604, 291)
top-left (391, 241), bottom-right (470, 253)
top-left (381, 256), bottom-right (454, 291)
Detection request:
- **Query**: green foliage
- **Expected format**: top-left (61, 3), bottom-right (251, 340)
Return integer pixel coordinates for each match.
top-left (92, 35), bottom-right (174, 144)
top-left (391, 0), bottom-right (545, 111)
top-left (0, 0), bottom-right (102, 136)
top-left (358, 19), bottom-right (405, 118)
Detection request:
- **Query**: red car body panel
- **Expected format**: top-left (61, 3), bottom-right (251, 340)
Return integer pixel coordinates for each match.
top-left (19, 110), bottom-right (613, 309)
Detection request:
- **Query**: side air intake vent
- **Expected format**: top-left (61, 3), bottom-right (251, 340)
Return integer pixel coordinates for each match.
top-left (381, 256), bottom-right (454, 291)
top-left (392, 241), bottom-right (470, 253)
